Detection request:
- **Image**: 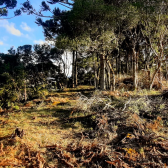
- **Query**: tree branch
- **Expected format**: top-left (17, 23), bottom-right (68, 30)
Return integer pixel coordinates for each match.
top-left (0, 16), bottom-right (16, 20)
top-left (30, 10), bottom-right (53, 18)
top-left (58, 2), bottom-right (72, 9)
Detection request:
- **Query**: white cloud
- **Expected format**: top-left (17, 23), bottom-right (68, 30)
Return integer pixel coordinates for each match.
top-left (0, 41), bottom-right (3, 45)
top-left (20, 22), bottom-right (32, 32)
top-left (34, 40), bottom-right (45, 45)
top-left (0, 20), bottom-right (22, 36)
top-left (33, 40), bottom-right (55, 45)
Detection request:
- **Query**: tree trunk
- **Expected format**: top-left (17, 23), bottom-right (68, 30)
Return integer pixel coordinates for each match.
top-left (97, 67), bottom-right (100, 88)
top-left (166, 63), bottom-right (168, 83)
top-left (136, 51), bottom-right (139, 71)
top-left (94, 69), bottom-right (98, 88)
top-left (100, 54), bottom-right (106, 90)
top-left (118, 54), bottom-right (121, 79)
top-left (24, 81), bottom-right (27, 101)
top-left (108, 65), bottom-right (111, 90)
top-left (121, 61), bottom-right (123, 75)
top-left (131, 53), bottom-right (133, 73)
top-left (75, 51), bottom-right (78, 87)
top-left (126, 53), bottom-right (129, 74)
top-left (116, 57), bottom-right (118, 76)
top-left (158, 64), bottom-right (162, 89)
top-left (94, 55), bottom-right (98, 89)
top-left (133, 49), bottom-right (138, 89)
top-left (72, 50), bottom-right (75, 88)
top-left (105, 57), bottom-right (115, 91)
top-left (150, 61), bottom-right (161, 90)
top-left (104, 52), bottom-right (108, 89)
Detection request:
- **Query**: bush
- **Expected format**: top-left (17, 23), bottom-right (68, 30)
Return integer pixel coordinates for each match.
top-left (38, 89), bottom-right (49, 99)
top-left (75, 91), bottom-right (111, 113)
top-left (33, 89), bottom-right (49, 99)
top-left (13, 105), bottom-right (20, 110)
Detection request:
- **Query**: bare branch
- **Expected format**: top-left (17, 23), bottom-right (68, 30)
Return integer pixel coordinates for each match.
top-left (58, 2), bottom-right (72, 9)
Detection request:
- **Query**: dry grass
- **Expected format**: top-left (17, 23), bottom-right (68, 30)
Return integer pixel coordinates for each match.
top-left (0, 86), bottom-right (168, 167)
top-left (0, 90), bottom-right (89, 167)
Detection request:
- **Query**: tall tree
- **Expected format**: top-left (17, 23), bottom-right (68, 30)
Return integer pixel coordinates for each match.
top-left (21, 0), bottom-right (168, 90)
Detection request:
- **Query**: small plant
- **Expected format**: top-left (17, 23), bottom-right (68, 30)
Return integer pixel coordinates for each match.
top-left (127, 97), bottom-right (151, 115)
top-left (75, 91), bottom-right (111, 113)
top-left (13, 105), bottom-right (20, 110)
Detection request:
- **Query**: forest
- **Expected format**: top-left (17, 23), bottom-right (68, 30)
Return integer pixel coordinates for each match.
top-left (0, 0), bottom-right (168, 167)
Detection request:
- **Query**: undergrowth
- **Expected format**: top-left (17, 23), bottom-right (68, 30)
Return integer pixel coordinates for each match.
top-left (0, 86), bottom-right (168, 167)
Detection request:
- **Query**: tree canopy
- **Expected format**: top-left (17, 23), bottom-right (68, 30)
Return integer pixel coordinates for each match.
top-left (0, 0), bottom-right (21, 18)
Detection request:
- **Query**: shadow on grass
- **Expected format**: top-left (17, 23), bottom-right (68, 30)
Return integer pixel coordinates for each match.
top-left (28, 107), bottom-right (96, 130)
top-left (60, 114), bottom-right (97, 129)
top-left (52, 88), bottom-right (96, 98)
top-left (58, 88), bottom-right (95, 93)
top-left (51, 108), bottom-right (96, 129)
top-left (25, 107), bottom-right (72, 117)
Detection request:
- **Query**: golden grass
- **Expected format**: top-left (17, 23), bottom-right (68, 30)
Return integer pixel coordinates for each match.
top-left (0, 85), bottom-right (167, 167)
top-left (63, 85), bottom-right (95, 92)
top-left (0, 89), bottom-right (90, 167)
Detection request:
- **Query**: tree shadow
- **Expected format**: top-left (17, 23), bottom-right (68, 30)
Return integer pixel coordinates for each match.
top-left (59, 114), bottom-right (97, 129)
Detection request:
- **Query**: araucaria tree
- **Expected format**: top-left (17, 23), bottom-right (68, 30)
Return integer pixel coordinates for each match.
top-left (0, 0), bottom-right (22, 18)
top-left (21, 0), bottom-right (168, 90)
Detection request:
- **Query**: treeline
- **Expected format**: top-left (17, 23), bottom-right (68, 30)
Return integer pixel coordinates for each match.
top-left (0, 44), bottom-right (67, 107)
top-left (20, 0), bottom-right (168, 90)
top-left (1, 0), bottom-right (168, 108)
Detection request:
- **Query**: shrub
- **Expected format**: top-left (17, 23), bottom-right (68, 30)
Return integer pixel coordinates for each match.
top-left (127, 97), bottom-right (151, 115)
top-left (37, 89), bottom-right (49, 99)
top-left (13, 105), bottom-right (20, 110)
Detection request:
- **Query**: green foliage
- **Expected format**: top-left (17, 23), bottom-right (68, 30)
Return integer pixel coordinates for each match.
top-left (0, 0), bottom-right (20, 17)
top-left (13, 105), bottom-right (20, 110)
top-left (37, 89), bottom-right (49, 99)
top-left (32, 87), bottom-right (49, 99)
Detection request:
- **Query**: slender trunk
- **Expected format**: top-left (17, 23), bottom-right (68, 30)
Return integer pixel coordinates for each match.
top-left (94, 54), bottom-right (98, 89)
top-left (105, 57), bottom-right (115, 91)
top-left (131, 53), bottom-right (133, 73)
top-left (100, 54), bottom-right (106, 90)
top-left (24, 81), bottom-right (27, 101)
top-left (126, 53), bottom-right (129, 74)
top-left (166, 63), bottom-right (168, 83)
top-left (150, 61), bottom-right (162, 90)
top-left (150, 61), bottom-right (161, 90)
top-left (116, 57), bottom-right (118, 76)
top-left (158, 65), bottom-right (162, 89)
top-left (136, 52), bottom-right (139, 71)
top-left (121, 61), bottom-right (123, 75)
top-left (133, 49), bottom-right (138, 89)
top-left (96, 53), bottom-right (99, 88)
top-left (105, 65), bottom-right (108, 89)
top-left (75, 51), bottom-right (78, 87)
top-left (94, 69), bottom-right (97, 88)
top-left (147, 70), bottom-right (150, 81)
top-left (118, 54), bottom-right (121, 79)
top-left (72, 50), bottom-right (75, 88)
top-left (108, 65), bottom-right (110, 90)
top-left (97, 67), bottom-right (100, 88)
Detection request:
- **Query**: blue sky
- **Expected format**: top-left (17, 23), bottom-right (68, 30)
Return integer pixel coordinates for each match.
top-left (0, 0), bottom-right (70, 54)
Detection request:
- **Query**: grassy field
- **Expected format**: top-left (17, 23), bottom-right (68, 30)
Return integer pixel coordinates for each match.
top-left (0, 85), bottom-right (168, 167)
